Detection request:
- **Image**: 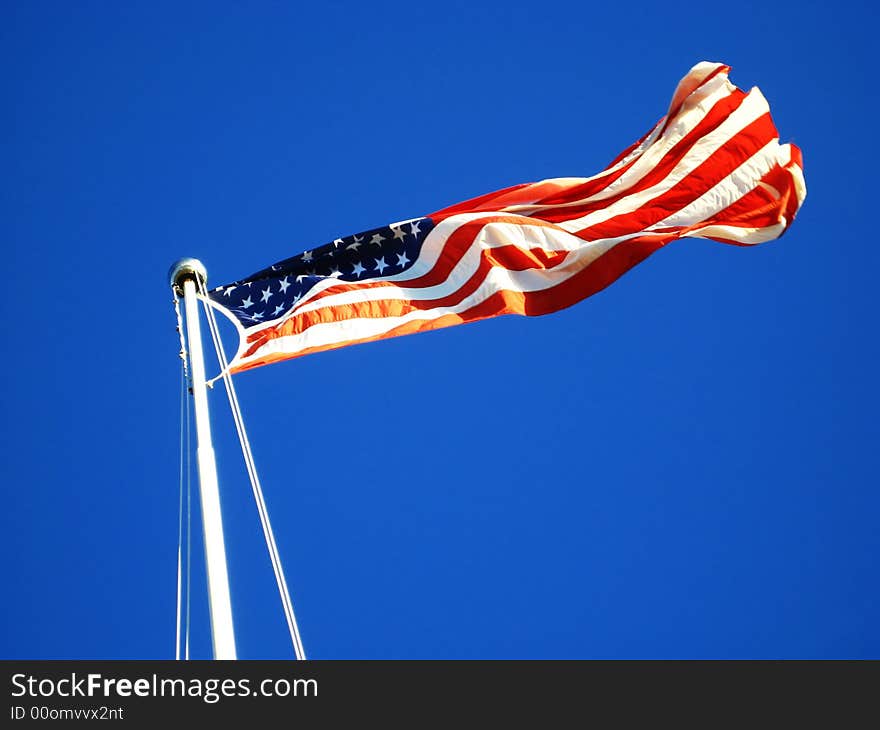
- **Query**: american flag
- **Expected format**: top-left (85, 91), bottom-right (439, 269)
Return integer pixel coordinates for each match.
top-left (209, 62), bottom-right (806, 374)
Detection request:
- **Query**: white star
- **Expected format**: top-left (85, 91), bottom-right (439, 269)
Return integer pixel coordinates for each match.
top-left (351, 261), bottom-right (366, 277)
top-left (301, 250), bottom-right (313, 262)
top-left (296, 274), bottom-right (308, 283)
top-left (223, 285), bottom-right (236, 297)
top-left (392, 226), bottom-right (406, 242)
top-left (291, 293), bottom-right (302, 304)
top-left (272, 303), bottom-right (286, 316)
top-left (409, 220), bottom-right (421, 236)
top-left (346, 241), bottom-right (361, 251)
top-left (278, 276), bottom-right (290, 293)
top-left (240, 296), bottom-right (253, 309)
top-left (328, 267), bottom-right (342, 278)
top-left (374, 257), bottom-right (388, 274)
top-left (396, 252), bottom-right (410, 267)
top-left (370, 233), bottom-right (385, 246)
top-left (333, 238), bottom-right (343, 247)
top-left (260, 286), bottom-right (272, 303)
top-left (251, 311), bottom-right (264, 320)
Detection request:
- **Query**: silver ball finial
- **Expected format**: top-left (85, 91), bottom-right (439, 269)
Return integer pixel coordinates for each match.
top-left (169, 258), bottom-right (208, 295)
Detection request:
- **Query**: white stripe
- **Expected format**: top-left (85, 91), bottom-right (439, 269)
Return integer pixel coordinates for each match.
top-left (686, 221), bottom-right (787, 244)
top-left (647, 139), bottom-right (781, 228)
top-left (508, 118), bottom-right (668, 206)
top-left (780, 140), bottom-right (807, 206)
top-left (557, 87), bottom-right (770, 235)
top-left (499, 72), bottom-right (736, 217)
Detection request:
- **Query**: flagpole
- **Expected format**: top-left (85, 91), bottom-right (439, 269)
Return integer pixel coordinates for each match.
top-left (170, 258), bottom-right (237, 660)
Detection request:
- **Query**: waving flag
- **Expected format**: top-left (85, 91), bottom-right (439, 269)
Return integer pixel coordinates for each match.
top-left (208, 62), bottom-right (806, 374)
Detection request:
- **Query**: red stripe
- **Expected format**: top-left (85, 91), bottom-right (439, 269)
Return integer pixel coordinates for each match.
top-left (696, 181), bottom-right (784, 234)
top-left (571, 113), bottom-right (779, 241)
top-left (531, 88), bottom-right (750, 224)
top-left (432, 76), bottom-right (751, 232)
top-left (490, 234), bottom-right (668, 317)
top-left (781, 146), bottom-right (804, 223)
top-left (429, 183), bottom-right (532, 221)
top-left (431, 65), bottom-right (740, 226)
top-left (603, 119), bottom-right (661, 168)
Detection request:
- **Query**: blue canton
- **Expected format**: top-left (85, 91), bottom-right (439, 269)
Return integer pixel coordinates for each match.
top-left (209, 217), bottom-right (435, 326)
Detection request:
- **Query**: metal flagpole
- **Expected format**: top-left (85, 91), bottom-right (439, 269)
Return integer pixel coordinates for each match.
top-left (170, 258), bottom-right (237, 660)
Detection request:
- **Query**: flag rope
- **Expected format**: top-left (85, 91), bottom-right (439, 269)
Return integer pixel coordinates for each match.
top-left (185, 362), bottom-right (192, 661)
top-left (175, 351), bottom-right (185, 660)
top-left (173, 294), bottom-right (193, 660)
top-left (197, 281), bottom-right (307, 661)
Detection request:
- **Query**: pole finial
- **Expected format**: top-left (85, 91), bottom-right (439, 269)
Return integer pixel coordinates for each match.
top-left (169, 258), bottom-right (208, 295)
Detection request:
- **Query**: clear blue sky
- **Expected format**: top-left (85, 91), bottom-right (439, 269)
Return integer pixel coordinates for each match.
top-left (3, 1), bottom-right (877, 659)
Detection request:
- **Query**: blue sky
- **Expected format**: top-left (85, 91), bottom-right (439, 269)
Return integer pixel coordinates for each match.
top-left (3, 1), bottom-right (877, 659)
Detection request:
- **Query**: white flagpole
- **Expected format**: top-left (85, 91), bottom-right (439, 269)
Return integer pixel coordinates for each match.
top-left (170, 258), bottom-right (237, 660)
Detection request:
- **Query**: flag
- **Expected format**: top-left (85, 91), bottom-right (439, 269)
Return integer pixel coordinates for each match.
top-left (208, 62), bottom-right (806, 374)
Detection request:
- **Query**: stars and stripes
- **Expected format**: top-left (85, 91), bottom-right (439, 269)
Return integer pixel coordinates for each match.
top-left (211, 219), bottom-right (433, 326)
top-left (208, 62), bottom-right (806, 374)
